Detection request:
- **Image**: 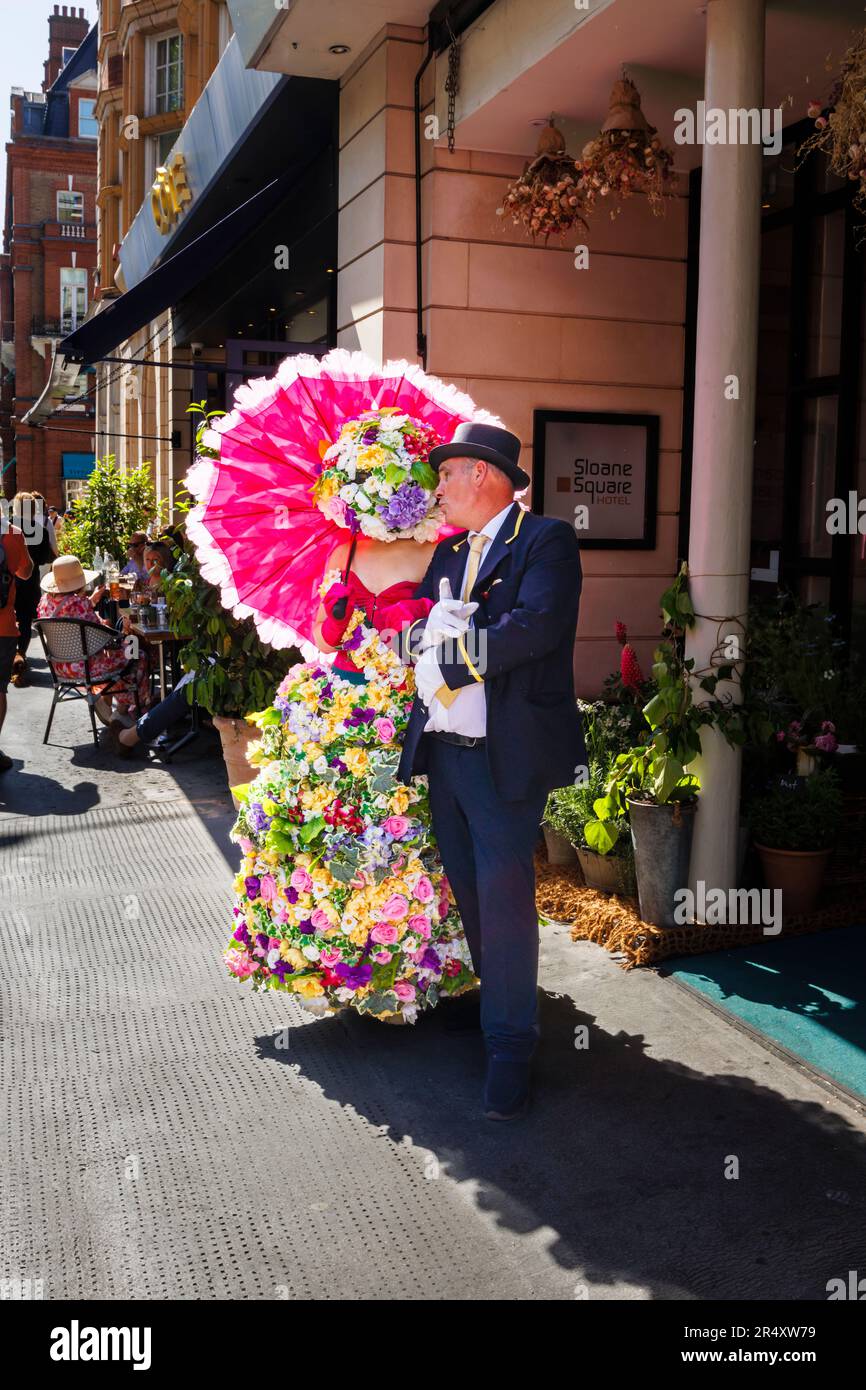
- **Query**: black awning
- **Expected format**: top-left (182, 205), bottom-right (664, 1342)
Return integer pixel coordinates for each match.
top-left (60, 169), bottom-right (297, 366)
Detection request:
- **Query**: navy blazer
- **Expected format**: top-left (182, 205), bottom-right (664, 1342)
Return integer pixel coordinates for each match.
top-left (396, 501), bottom-right (586, 803)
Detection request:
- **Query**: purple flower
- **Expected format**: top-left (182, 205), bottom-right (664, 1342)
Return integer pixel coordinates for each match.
top-left (286, 886), bottom-right (299, 905)
top-left (321, 683), bottom-right (333, 700)
top-left (245, 876), bottom-right (261, 901)
top-left (248, 802), bottom-right (272, 834)
top-left (272, 960), bottom-right (294, 980)
top-left (361, 427), bottom-right (379, 444)
top-left (343, 624), bottom-right (364, 652)
top-left (421, 947), bottom-right (441, 975)
top-left (377, 482), bottom-right (430, 531)
top-left (297, 918), bottom-right (315, 935)
top-left (233, 922), bottom-right (250, 945)
top-left (329, 756), bottom-right (347, 774)
top-left (335, 962), bottom-right (373, 990)
top-left (256, 933), bottom-right (270, 950)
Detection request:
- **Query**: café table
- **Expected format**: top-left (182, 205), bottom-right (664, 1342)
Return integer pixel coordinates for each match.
top-left (129, 622), bottom-right (178, 703)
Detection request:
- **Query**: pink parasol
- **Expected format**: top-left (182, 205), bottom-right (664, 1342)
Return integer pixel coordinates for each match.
top-left (184, 348), bottom-right (502, 651)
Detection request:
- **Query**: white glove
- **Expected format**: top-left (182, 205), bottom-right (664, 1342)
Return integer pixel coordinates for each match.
top-left (419, 577), bottom-right (478, 652)
top-left (413, 645), bottom-right (445, 707)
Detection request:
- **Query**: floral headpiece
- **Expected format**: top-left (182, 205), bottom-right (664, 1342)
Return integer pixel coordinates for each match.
top-left (312, 408), bottom-right (444, 543)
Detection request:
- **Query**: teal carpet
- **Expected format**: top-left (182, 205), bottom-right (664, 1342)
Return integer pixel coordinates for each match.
top-left (666, 925), bottom-right (866, 1101)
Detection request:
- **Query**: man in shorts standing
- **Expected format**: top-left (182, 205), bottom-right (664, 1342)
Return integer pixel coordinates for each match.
top-left (0, 514), bottom-right (34, 771)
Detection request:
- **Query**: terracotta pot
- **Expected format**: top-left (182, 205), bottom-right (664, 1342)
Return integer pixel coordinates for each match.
top-left (755, 844), bottom-right (832, 919)
top-left (212, 714), bottom-right (260, 808)
top-left (576, 847), bottom-right (636, 897)
top-left (542, 825), bottom-right (578, 865)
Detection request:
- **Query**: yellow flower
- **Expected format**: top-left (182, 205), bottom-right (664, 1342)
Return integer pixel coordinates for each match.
top-left (357, 445), bottom-right (387, 471)
top-left (303, 741), bottom-right (323, 760)
top-left (389, 786), bottom-right (411, 814)
top-left (261, 797), bottom-right (279, 816)
top-left (280, 945), bottom-right (308, 969)
top-left (348, 924), bottom-right (370, 946)
top-left (316, 476), bottom-right (339, 501)
top-left (343, 747), bottom-right (369, 776)
top-left (292, 975), bottom-right (325, 998)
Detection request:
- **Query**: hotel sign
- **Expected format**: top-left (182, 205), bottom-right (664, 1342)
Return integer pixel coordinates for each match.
top-left (151, 152), bottom-right (192, 235)
top-left (532, 410), bottom-right (659, 549)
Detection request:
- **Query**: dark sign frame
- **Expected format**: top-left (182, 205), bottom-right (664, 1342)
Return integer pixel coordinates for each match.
top-left (531, 409), bottom-right (659, 550)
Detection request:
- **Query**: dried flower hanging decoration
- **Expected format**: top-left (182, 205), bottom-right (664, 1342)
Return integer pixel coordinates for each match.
top-left (496, 117), bottom-right (590, 243)
top-left (580, 76), bottom-right (677, 219)
top-left (798, 29), bottom-right (866, 220)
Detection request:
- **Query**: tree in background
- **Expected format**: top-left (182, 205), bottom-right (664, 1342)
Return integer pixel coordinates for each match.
top-left (60, 456), bottom-right (166, 563)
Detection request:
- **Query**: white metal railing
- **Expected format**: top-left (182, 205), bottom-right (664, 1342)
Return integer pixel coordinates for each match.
top-left (60, 224), bottom-right (86, 238)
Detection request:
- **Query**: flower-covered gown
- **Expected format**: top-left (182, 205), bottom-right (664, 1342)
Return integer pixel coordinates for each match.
top-left (224, 572), bottom-right (478, 1022)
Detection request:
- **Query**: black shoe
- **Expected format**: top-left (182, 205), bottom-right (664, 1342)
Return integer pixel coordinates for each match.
top-left (483, 1055), bottom-right (531, 1121)
top-left (0, 749), bottom-right (12, 773)
top-left (442, 991), bottom-right (481, 1033)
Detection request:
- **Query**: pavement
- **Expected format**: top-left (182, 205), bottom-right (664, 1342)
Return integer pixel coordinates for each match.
top-left (2, 643), bottom-right (866, 1301)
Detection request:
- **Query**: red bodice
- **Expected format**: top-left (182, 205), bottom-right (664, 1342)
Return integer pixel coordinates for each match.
top-left (331, 571), bottom-right (432, 674)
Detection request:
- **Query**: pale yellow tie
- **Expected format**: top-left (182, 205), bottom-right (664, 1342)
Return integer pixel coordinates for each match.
top-left (434, 533), bottom-right (487, 709)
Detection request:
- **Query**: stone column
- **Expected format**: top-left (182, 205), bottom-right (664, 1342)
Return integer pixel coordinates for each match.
top-left (686, 0), bottom-right (766, 904)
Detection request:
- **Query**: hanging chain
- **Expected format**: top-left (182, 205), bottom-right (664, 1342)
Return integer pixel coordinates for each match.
top-left (444, 20), bottom-right (461, 154)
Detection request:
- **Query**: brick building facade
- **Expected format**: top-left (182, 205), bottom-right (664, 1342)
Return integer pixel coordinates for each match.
top-left (0, 6), bottom-right (97, 504)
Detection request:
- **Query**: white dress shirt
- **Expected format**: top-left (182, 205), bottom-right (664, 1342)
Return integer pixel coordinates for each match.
top-left (423, 502), bottom-right (515, 736)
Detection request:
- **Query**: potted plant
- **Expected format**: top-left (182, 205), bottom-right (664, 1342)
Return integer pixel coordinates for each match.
top-left (543, 768), bottom-right (636, 893)
top-left (749, 767), bottom-right (844, 917)
top-left (592, 567), bottom-right (747, 928)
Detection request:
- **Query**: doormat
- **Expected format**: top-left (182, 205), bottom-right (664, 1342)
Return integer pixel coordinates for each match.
top-left (534, 850), bottom-right (866, 969)
top-left (666, 927), bottom-right (866, 1103)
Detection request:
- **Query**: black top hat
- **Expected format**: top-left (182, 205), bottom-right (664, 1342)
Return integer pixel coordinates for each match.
top-left (428, 422), bottom-right (530, 490)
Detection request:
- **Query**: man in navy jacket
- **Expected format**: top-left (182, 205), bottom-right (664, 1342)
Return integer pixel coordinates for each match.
top-left (395, 423), bottom-right (584, 1120)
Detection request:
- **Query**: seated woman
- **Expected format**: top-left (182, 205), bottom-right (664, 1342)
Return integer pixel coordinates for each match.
top-left (143, 540), bottom-right (173, 592)
top-left (37, 555), bottom-right (151, 723)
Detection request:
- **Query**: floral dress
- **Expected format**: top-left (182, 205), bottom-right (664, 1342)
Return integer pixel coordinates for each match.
top-left (224, 572), bottom-right (478, 1022)
top-left (36, 590), bottom-right (150, 713)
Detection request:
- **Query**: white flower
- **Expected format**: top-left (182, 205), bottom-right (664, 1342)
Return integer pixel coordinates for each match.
top-left (312, 756), bottom-right (329, 775)
top-left (335, 987), bottom-right (354, 1004)
top-left (266, 948), bottom-right (281, 969)
top-left (339, 483), bottom-right (358, 502)
top-left (401, 1004), bottom-right (419, 1024)
top-left (403, 936), bottom-right (419, 953)
top-left (354, 489), bottom-right (373, 511)
top-left (302, 943), bottom-right (321, 961)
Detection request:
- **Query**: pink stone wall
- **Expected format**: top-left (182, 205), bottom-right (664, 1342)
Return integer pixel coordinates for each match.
top-left (338, 28), bottom-right (690, 697)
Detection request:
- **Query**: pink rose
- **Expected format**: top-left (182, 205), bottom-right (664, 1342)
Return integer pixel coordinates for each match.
top-left (238, 837), bottom-right (255, 854)
top-left (394, 980), bottom-right (416, 1002)
top-left (320, 948), bottom-right (342, 966)
top-left (225, 949), bottom-right (255, 979)
top-left (383, 815), bottom-right (410, 838)
top-left (414, 876), bottom-right (434, 903)
top-left (310, 909), bottom-right (332, 932)
top-left (291, 867), bottom-right (313, 893)
top-left (382, 893), bottom-right (409, 921)
top-left (373, 949), bottom-right (392, 964)
top-left (374, 717), bottom-right (396, 743)
top-left (274, 905), bottom-right (290, 924)
top-left (259, 875), bottom-right (277, 901)
top-left (321, 495), bottom-right (349, 526)
top-left (371, 923), bottom-right (399, 945)
top-left (408, 913), bottom-right (431, 939)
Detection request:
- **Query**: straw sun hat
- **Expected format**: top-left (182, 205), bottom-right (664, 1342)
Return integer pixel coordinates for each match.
top-left (40, 554), bottom-right (99, 594)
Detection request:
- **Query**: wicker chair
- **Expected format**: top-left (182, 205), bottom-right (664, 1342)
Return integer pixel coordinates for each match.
top-left (33, 617), bottom-right (142, 747)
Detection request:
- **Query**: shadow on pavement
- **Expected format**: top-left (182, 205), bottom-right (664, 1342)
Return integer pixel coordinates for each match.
top-left (253, 988), bottom-right (866, 1299)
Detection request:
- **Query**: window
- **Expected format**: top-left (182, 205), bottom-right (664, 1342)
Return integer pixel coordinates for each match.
top-left (147, 128), bottom-right (181, 182)
top-left (151, 34), bottom-right (183, 115)
top-left (60, 267), bottom-right (88, 333)
top-left (218, 4), bottom-right (233, 58)
top-left (57, 190), bottom-right (84, 223)
top-left (77, 98), bottom-right (97, 139)
top-left (62, 46), bottom-right (77, 66)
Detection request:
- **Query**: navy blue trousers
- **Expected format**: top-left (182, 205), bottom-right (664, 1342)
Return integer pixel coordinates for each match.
top-left (425, 736), bottom-right (547, 1061)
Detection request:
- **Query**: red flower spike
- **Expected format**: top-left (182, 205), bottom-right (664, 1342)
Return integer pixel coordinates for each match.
top-left (620, 643), bottom-right (644, 691)
top-left (615, 620), bottom-right (628, 645)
